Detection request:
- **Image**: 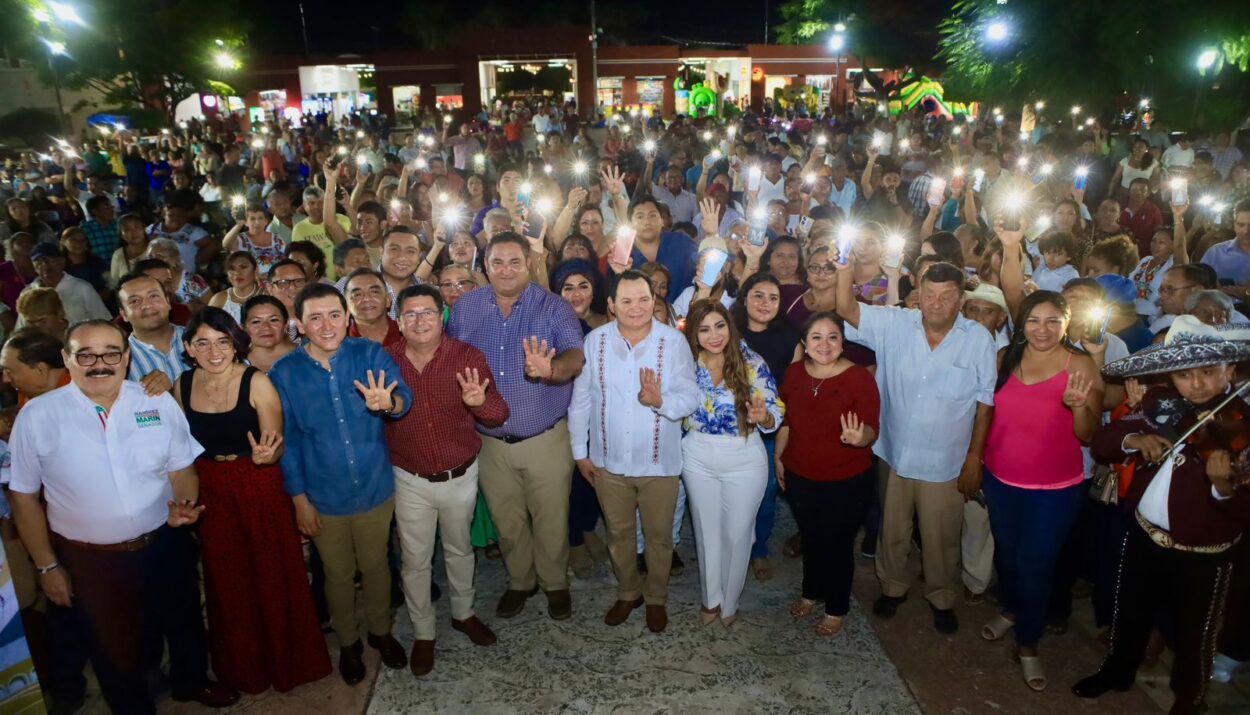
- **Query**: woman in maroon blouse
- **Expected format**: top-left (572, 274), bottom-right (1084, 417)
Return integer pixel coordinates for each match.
top-left (776, 311), bottom-right (881, 637)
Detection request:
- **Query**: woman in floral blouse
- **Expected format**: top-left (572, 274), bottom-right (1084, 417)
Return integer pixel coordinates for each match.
top-left (681, 299), bottom-right (783, 627)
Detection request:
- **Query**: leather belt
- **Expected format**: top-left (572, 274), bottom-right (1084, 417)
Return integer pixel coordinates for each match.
top-left (61, 529), bottom-right (158, 553)
top-left (499, 422), bottom-right (558, 445)
top-left (414, 458), bottom-right (475, 483)
top-left (1134, 511), bottom-right (1238, 554)
top-left (212, 453), bottom-right (247, 462)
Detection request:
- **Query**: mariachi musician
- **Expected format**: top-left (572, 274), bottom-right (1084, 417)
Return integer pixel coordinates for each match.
top-left (1072, 315), bottom-right (1250, 715)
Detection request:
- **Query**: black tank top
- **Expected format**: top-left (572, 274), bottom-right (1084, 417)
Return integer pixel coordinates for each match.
top-left (181, 366), bottom-right (263, 458)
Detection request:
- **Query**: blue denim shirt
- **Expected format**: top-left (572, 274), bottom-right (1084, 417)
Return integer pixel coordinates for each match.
top-left (270, 337), bottom-right (412, 516)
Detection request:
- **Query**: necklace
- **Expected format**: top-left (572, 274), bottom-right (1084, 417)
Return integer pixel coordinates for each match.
top-left (228, 283), bottom-right (260, 303)
top-left (201, 364), bottom-right (236, 411)
top-left (810, 374), bottom-right (830, 396)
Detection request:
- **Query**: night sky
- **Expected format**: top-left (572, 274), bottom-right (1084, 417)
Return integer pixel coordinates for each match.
top-left (247, 0), bottom-right (948, 57)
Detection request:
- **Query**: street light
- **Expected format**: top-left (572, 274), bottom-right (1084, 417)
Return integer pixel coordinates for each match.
top-left (829, 33), bottom-right (845, 52)
top-left (215, 51), bottom-right (235, 70)
top-left (986, 21), bottom-right (1009, 43)
top-left (833, 22), bottom-right (846, 32)
top-left (44, 39), bottom-right (66, 55)
top-left (49, 2), bottom-right (83, 25)
top-left (1196, 48), bottom-right (1219, 71)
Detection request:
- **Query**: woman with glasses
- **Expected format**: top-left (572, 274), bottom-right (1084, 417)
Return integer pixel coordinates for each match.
top-left (208, 252), bottom-right (262, 324)
top-left (436, 265), bottom-right (478, 309)
top-left (172, 307), bottom-right (331, 694)
top-left (785, 245), bottom-right (838, 328)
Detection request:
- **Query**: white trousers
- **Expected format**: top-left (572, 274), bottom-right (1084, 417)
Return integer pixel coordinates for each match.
top-left (961, 499), bottom-right (995, 595)
top-left (394, 461), bottom-right (480, 640)
top-left (681, 430), bottom-right (768, 618)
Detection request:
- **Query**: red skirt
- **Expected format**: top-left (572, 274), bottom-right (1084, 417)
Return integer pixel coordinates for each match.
top-left (197, 457), bottom-right (332, 694)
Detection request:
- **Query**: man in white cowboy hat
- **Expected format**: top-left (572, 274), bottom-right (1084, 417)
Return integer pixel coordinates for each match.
top-left (1073, 315), bottom-right (1250, 715)
top-left (962, 282), bottom-right (1011, 354)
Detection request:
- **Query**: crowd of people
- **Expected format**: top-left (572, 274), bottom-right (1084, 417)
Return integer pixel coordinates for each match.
top-left (0, 95), bottom-right (1248, 715)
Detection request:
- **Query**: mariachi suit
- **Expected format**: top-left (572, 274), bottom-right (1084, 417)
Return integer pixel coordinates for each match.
top-left (1092, 388), bottom-right (1250, 715)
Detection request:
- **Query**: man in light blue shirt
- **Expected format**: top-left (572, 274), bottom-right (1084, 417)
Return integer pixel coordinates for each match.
top-left (836, 258), bottom-right (996, 634)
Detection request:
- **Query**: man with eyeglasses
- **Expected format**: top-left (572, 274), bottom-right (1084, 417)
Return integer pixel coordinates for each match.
top-left (1148, 264), bottom-right (1217, 335)
top-left (385, 284), bottom-right (507, 676)
top-left (8, 319), bottom-right (239, 713)
top-left (267, 259), bottom-right (308, 342)
top-left (118, 272), bottom-right (186, 394)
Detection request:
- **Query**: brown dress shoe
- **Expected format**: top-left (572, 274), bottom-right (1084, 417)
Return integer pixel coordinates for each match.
top-left (604, 597), bottom-right (644, 626)
top-left (496, 585), bottom-right (539, 618)
top-left (171, 680), bottom-right (240, 708)
top-left (452, 616), bottom-right (498, 646)
top-left (646, 604), bottom-right (668, 633)
top-left (409, 639), bottom-right (435, 677)
top-left (546, 589), bottom-right (572, 620)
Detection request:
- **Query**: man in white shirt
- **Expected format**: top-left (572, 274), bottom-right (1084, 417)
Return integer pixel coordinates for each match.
top-left (1161, 134), bottom-right (1195, 172)
top-left (20, 243), bottom-right (111, 327)
top-left (8, 320), bottom-right (238, 713)
top-left (568, 271), bottom-right (700, 633)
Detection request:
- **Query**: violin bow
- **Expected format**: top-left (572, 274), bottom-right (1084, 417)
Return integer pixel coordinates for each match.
top-left (1160, 378), bottom-right (1250, 463)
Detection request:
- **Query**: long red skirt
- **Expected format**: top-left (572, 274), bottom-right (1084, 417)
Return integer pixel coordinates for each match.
top-left (197, 457), bottom-right (332, 694)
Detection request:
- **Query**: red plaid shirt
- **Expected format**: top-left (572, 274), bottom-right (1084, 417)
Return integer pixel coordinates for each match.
top-left (384, 337), bottom-right (508, 474)
top-left (349, 318), bottom-right (403, 348)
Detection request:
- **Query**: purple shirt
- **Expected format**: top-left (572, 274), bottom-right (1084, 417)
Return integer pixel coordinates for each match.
top-left (1200, 239), bottom-right (1250, 285)
top-left (447, 282), bottom-right (584, 439)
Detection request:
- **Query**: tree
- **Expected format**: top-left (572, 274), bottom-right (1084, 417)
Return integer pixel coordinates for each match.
top-left (774, 0), bottom-right (947, 104)
top-left (1, 0), bottom-right (249, 117)
top-left (937, 0), bottom-right (1250, 127)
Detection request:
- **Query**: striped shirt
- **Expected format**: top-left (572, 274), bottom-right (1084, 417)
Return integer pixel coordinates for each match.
top-left (127, 324), bottom-right (188, 382)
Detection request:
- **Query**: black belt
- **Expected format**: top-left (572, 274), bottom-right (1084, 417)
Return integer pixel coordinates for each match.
top-left (414, 458), bottom-right (475, 483)
top-left (498, 422), bottom-right (559, 445)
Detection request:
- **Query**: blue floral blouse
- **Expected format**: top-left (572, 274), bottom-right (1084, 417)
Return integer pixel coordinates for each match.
top-left (686, 341), bottom-right (784, 437)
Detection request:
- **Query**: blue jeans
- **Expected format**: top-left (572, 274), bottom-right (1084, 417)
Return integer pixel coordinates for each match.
top-left (982, 468), bottom-right (1085, 648)
top-left (751, 436), bottom-right (780, 559)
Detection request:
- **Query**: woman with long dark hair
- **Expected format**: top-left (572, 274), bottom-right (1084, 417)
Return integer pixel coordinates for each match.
top-left (681, 300), bottom-right (782, 626)
top-left (979, 291), bottom-right (1102, 692)
top-left (732, 272), bottom-right (802, 581)
top-left (172, 307), bottom-right (331, 694)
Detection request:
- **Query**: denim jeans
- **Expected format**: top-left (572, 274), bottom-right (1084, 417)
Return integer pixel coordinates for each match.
top-left (982, 468), bottom-right (1086, 648)
top-left (751, 436), bottom-right (780, 559)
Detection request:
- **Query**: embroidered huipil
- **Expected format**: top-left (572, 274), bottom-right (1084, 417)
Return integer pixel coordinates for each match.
top-left (568, 320), bottom-right (700, 477)
top-left (685, 341), bottom-right (784, 437)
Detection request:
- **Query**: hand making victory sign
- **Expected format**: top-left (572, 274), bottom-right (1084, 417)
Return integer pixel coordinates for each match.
top-left (456, 367), bottom-right (491, 408)
top-left (354, 369), bottom-right (398, 412)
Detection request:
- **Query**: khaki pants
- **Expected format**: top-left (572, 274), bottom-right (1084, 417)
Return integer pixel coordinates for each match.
top-left (312, 498), bottom-right (395, 646)
top-left (394, 463), bottom-right (479, 640)
top-left (595, 472), bottom-right (679, 605)
top-left (875, 467), bottom-right (964, 610)
top-left (478, 420), bottom-right (573, 592)
top-left (961, 500), bottom-right (995, 595)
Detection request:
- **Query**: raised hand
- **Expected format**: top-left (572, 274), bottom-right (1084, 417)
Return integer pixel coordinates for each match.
top-left (746, 393), bottom-right (770, 426)
top-left (993, 219), bottom-right (1024, 248)
top-left (1062, 371), bottom-right (1095, 409)
top-left (247, 430), bottom-right (284, 465)
top-left (353, 369), bottom-right (398, 412)
top-left (638, 367), bottom-right (662, 409)
top-left (839, 412), bottom-right (868, 446)
top-left (167, 498), bottom-right (205, 527)
top-left (601, 166), bottom-right (626, 197)
top-left (699, 196), bottom-right (720, 238)
top-left (456, 367), bottom-right (491, 407)
top-left (523, 336), bottom-right (556, 381)
top-left (567, 186), bottom-right (589, 209)
top-left (1125, 378), bottom-right (1147, 408)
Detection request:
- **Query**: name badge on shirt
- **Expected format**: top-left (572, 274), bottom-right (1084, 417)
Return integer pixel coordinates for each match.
top-left (134, 409), bottom-right (162, 428)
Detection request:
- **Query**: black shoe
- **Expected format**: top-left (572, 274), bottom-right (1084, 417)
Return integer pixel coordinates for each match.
top-left (860, 530), bottom-right (878, 559)
top-left (670, 551), bottom-right (684, 576)
top-left (367, 632), bottom-right (409, 669)
top-left (338, 639), bottom-right (366, 685)
top-left (546, 589), bottom-right (572, 620)
top-left (931, 605), bottom-right (959, 634)
top-left (1072, 671), bottom-right (1134, 699)
top-left (872, 594), bottom-right (907, 619)
top-left (431, 580), bottom-right (442, 602)
top-left (636, 552), bottom-right (648, 574)
top-left (496, 585), bottom-right (539, 618)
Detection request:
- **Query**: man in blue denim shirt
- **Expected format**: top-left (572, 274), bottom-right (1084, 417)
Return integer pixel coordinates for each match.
top-left (270, 283), bottom-right (414, 685)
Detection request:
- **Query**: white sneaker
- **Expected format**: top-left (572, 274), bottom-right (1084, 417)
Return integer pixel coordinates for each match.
top-left (1211, 653), bottom-right (1243, 684)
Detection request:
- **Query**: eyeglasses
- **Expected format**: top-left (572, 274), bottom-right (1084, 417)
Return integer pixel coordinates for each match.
top-left (190, 338), bottom-right (234, 352)
top-left (438, 280), bottom-right (477, 291)
top-left (400, 309), bottom-right (441, 323)
top-left (1158, 284), bottom-right (1199, 296)
top-left (271, 278), bottom-right (307, 290)
top-left (808, 263), bottom-right (837, 275)
top-left (73, 351), bottom-right (123, 367)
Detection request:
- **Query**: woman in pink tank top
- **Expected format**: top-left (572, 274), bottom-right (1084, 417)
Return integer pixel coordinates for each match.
top-left (980, 291), bottom-right (1104, 692)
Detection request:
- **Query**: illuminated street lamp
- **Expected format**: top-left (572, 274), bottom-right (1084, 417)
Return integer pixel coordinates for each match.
top-left (1196, 48), bottom-right (1219, 71)
top-left (829, 33), bottom-right (845, 52)
top-left (49, 2), bottom-right (83, 24)
top-left (215, 51), bottom-right (235, 70)
top-left (985, 21), bottom-right (1009, 43)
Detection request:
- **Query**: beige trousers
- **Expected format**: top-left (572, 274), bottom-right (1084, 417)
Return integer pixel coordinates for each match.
top-left (875, 467), bottom-right (965, 610)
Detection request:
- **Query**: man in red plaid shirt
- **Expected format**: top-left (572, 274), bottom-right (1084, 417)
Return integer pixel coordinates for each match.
top-left (385, 283), bottom-right (508, 677)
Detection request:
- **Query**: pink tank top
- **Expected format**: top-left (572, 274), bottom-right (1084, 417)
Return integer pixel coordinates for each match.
top-left (984, 356), bottom-right (1085, 490)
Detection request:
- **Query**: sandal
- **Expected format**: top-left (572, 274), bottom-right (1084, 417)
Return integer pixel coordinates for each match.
top-left (751, 558), bottom-right (775, 581)
top-left (1015, 650), bottom-right (1047, 692)
top-left (789, 598), bottom-right (817, 619)
top-left (814, 615), bottom-right (844, 637)
top-left (698, 605), bottom-right (721, 626)
top-left (981, 614), bottom-right (1016, 642)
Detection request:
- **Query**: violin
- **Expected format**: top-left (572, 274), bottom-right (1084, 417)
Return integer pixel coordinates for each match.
top-left (1162, 379), bottom-right (1250, 483)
